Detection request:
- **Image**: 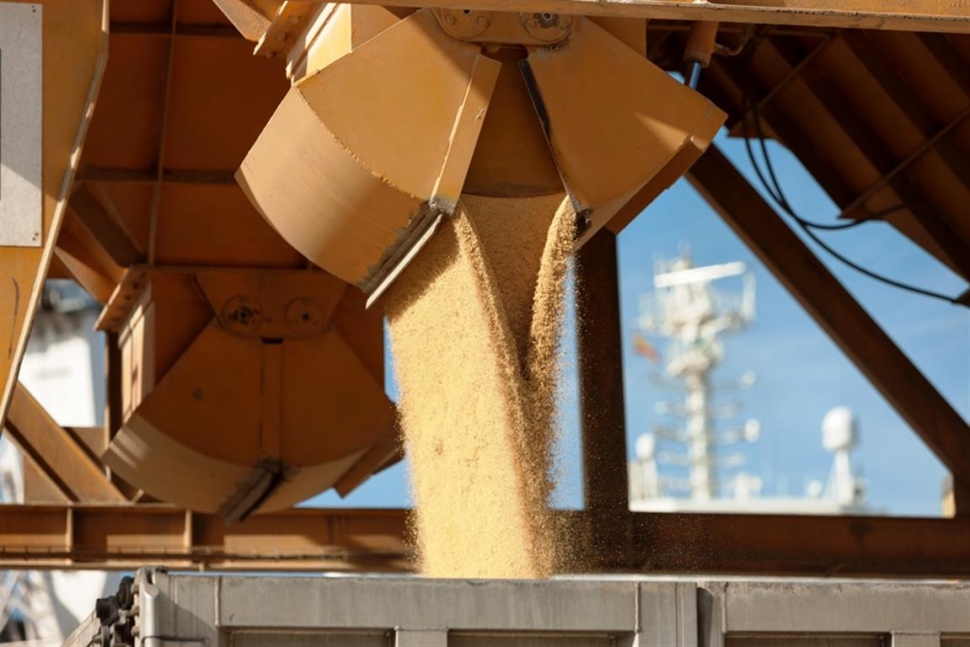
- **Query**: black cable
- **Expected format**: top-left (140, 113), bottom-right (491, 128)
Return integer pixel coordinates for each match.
top-left (742, 113), bottom-right (907, 230)
top-left (738, 47), bottom-right (964, 307)
top-left (793, 216), bottom-right (964, 304)
top-left (739, 57), bottom-right (900, 230)
top-left (755, 97), bottom-right (909, 229)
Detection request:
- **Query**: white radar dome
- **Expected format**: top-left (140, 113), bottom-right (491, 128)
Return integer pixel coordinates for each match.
top-left (822, 406), bottom-right (858, 451)
top-left (635, 433), bottom-right (657, 460)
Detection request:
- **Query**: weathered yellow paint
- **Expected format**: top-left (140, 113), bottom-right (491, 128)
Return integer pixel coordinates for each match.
top-left (588, 16), bottom-right (647, 56)
top-left (684, 20), bottom-right (719, 67)
top-left (521, 17), bottom-right (725, 248)
top-left (286, 4), bottom-right (402, 82)
top-left (238, 9), bottom-right (501, 287)
top-left (0, 0), bottom-right (108, 426)
top-left (5, 383), bottom-right (126, 503)
top-left (211, 0), bottom-right (282, 41)
top-left (336, 0), bottom-right (970, 34)
top-left (236, 7), bottom-right (723, 297)
top-left (101, 269), bottom-right (396, 516)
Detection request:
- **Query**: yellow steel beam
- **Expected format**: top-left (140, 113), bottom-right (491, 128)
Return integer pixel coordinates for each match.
top-left (576, 230), bottom-right (632, 568)
top-left (0, 505), bottom-right (410, 571)
top-left (54, 221), bottom-right (120, 303)
top-left (627, 512), bottom-right (970, 578)
top-left (334, 0), bottom-right (970, 34)
top-left (4, 384), bottom-right (126, 503)
top-left (68, 187), bottom-right (144, 268)
top-left (211, 0), bottom-right (278, 41)
top-left (0, 0), bottom-right (109, 426)
top-left (1, 505), bottom-right (970, 577)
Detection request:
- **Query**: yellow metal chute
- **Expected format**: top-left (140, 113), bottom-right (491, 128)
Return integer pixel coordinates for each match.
top-left (238, 5), bottom-right (725, 300)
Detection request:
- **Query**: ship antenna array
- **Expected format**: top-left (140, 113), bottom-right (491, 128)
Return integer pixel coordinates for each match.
top-left (635, 246), bottom-right (759, 501)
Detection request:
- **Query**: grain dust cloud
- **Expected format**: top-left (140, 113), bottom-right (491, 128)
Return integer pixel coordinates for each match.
top-left (384, 194), bottom-right (575, 578)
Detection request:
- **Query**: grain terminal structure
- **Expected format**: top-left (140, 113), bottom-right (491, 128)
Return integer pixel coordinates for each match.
top-left (0, 0), bottom-right (968, 581)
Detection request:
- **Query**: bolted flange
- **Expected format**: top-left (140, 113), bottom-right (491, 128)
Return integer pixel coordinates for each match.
top-left (434, 8), bottom-right (492, 40)
top-left (520, 12), bottom-right (573, 43)
top-left (221, 295), bottom-right (264, 337)
top-left (431, 8), bottom-right (570, 45)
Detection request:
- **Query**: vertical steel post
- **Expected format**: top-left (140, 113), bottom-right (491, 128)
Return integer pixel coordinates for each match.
top-left (576, 229), bottom-right (631, 565)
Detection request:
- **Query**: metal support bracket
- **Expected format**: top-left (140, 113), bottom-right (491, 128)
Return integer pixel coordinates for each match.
top-left (432, 8), bottom-right (572, 45)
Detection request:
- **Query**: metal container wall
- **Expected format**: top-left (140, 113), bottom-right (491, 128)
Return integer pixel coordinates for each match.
top-left (64, 569), bottom-right (970, 647)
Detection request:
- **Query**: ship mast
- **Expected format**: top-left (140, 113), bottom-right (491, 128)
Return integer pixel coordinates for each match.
top-left (637, 247), bottom-right (756, 500)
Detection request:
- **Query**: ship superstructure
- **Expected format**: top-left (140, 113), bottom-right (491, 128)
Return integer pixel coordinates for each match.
top-left (629, 249), bottom-right (870, 515)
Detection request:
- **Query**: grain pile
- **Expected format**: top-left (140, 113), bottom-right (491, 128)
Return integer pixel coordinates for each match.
top-left (384, 193), bottom-right (575, 578)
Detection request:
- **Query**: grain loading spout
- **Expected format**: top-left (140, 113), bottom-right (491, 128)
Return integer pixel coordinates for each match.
top-left (6, 0), bottom-right (723, 534)
top-left (234, 5), bottom-right (726, 303)
top-left (220, 1), bottom-right (725, 573)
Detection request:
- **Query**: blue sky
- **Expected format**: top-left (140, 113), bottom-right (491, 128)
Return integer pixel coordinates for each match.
top-left (312, 130), bottom-right (969, 517)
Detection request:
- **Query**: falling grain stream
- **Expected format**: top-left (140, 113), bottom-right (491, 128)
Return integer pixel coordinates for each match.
top-left (384, 194), bottom-right (575, 578)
